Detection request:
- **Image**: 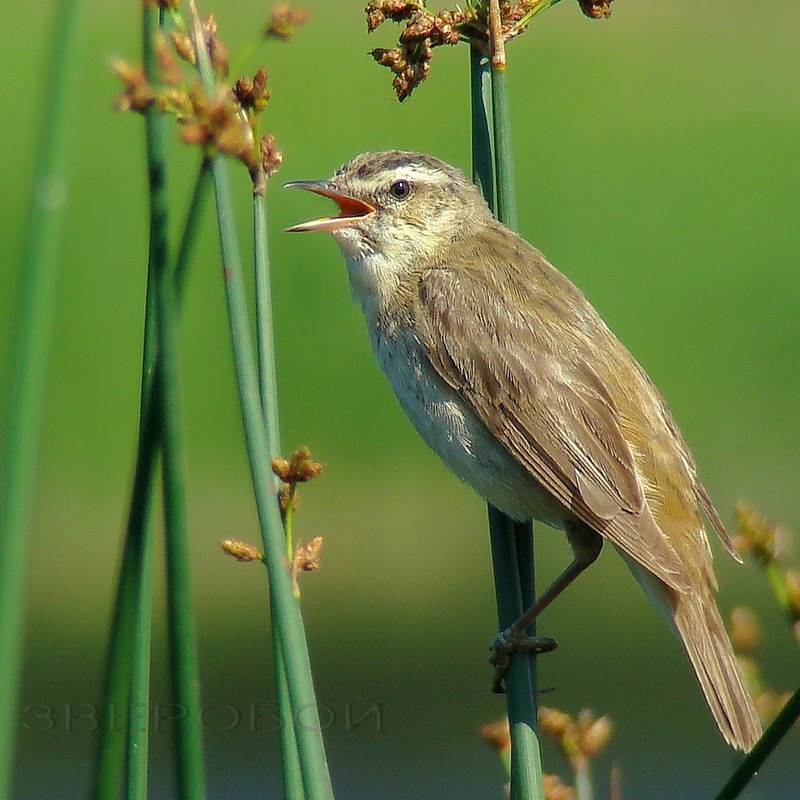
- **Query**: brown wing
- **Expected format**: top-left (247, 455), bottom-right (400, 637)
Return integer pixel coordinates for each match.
top-left (414, 263), bottom-right (691, 592)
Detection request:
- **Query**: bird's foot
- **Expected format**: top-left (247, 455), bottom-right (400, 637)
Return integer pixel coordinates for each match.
top-left (489, 629), bottom-right (558, 694)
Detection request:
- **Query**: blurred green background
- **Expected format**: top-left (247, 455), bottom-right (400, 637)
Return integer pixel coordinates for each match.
top-left (2, 1), bottom-right (799, 797)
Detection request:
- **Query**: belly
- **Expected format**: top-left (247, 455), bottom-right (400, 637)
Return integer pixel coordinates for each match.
top-left (372, 328), bottom-right (566, 527)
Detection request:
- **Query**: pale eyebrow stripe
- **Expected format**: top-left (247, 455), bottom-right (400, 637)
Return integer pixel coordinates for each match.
top-left (389, 165), bottom-right (438, 183)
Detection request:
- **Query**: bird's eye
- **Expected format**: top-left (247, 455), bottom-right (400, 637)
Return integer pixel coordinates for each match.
top-left (389, 179), bottom-right (412, 200)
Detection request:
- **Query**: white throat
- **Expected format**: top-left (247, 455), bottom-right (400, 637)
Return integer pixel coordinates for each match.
top-left (332, 228), bottom-right (405, 322)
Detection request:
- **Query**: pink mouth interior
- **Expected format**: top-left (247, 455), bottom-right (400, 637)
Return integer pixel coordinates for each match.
top-left (286, 189), bottom-right (374, 232)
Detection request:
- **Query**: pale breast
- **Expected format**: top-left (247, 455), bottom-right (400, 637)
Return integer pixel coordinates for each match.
top-left (369, 325), bottom-right (566, 527)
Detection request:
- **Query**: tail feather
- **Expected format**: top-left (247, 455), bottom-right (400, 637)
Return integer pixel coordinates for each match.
top-left (672, 589), bottom-right (762, 751)
top-left (623, 554), bottom-right (762, 751)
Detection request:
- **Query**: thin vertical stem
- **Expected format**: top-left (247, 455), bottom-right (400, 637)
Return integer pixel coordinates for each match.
top-left (189, 5), bottom-right (334, 797)
top-left (275, 638), bottom-right (305, 800)
top-left (490, 67), bottom-right (518, 231)
top-left (470, 47), bottom-right (494, 212)
top-left (0, 2), bottom-right (85, 795)
top-left (714, 685), bottom-right (800, 800)
top-left (91, 159), bottom-right (211, 800)
top-left (492, 52), bottom-right (540, 730)
top-left (488, 509), bottom-right (544, 800)
top-left (574, 758), bottom-right (593, 800)
top-left (207, 142), bottom-right (333, 800)
top-left (120, 7), bottom-right (173, 798)
top-left (253, 194), bottom-right (281, 458)
top-left (123, 508), bottom-right (153, 800)
top-left (158, 154), bottom-right (207, 800)
top-left (138, 7), bottom-right (208, 797)
top-left (514, 522), bottom-right (538, 707)
top-left (254, 191), bottom-right (304, 799)
top-left (472, 32), bottom-right (544, 800)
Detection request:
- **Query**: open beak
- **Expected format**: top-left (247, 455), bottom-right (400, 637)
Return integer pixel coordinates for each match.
top-left (284, 181), bottom-right (375, 232)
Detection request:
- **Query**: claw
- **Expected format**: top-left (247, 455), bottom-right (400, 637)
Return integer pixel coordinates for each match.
top-left (489, 630), bottom-right (558, 693)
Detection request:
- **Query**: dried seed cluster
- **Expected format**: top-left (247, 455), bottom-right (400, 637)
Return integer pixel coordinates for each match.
top-left (480, 710), bottom-right (613, 800)
top-left (366, 1), bottom-right (470, 101)
top-left (734, 502), bottom-right (790, 566)
top-left (265, 3), bottom-right (310, 39)
top-left (728, 502), bottom-right (800, 727)
top-left (578, 0), bottom-right (613, 19)
top-left (272, 445), bottom-right (325, 485)
top-left (220, 538), bottom-right (263, 562)
top-left (539, 706), bottom-right (614, 765)
top-left (366, 0), bottom-right (613, 101)
top-left (733, 500), bottom-right (800, 651)
top-left (292, 536), bottom-right (324, 596)
top-left (112, 4), bottom-right (296, 191)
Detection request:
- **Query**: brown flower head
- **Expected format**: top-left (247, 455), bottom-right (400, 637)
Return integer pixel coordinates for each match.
top-left (111, 59), bottom-right (156, 113)
top-left (539, 706), bottom-right (613, 768)
top-left (260, 132), bottom-right (283, 179)
top-left (538, 706), bottom-right (572, 738)
top-left (155, 32), bottom-right (182, 85)
top-left (542, 774), bottom-right (576, 800)
top-left (220, 538), bottom-right (262, 562)
top-left (734, 502), bottom-right (790, 566)
top-left (294, 536), bottom-right (323, 573)
top-left (479, 717), bottom-right (511, 754)
top-left (730, 606), bottom-right (762, 654)
top-left (272, 446), bottom-right (325, 484)
top-left (201, 13), bottom-right (229, 77)
top-left (171, 30), bottom-right (196, 65)
top-left (234, 66), bottom-right (271, 112)
top-left (291, 536), bottom-right (324, 596)
top-left (180, 85), bottom-right (256, 169)
top-left (578, 0), bottom-right (613, 18)
top-left (575, 709), bottom-right (613, 758)
top-left (265, 4), bottom-right (310, 40)
top-left (366, 0), bottom-right (422, 32)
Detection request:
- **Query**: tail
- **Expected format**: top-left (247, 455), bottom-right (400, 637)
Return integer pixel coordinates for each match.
top-left (624, 555), bottom-right (762, 751)
top-left (672, 587), bottom-right (762, 751)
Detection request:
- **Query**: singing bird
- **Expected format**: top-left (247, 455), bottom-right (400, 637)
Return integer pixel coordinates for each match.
top-left (286, 150), bottom-right (761, 750)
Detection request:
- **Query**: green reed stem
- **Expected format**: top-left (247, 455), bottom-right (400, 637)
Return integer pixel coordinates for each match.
top-left (207, 142), bottom-right (333, 800)
top-left (470, 47), bottom-right (495, 210)
top-left (124, 504), bottom-right (153, 800)
top-left (0, 1), bottom-right (85, 796)
top-left (488, 509), bottom-right (544, 800)
top-left (471, 42), bottom-right (545, 800)
top-left (254, 191), bottom-right (304, 799)
top-left (715, 685), bottom-right (800, 800)
top-left (91, 159), bottom-right (210, 800)
top-left (275, 635), bottom-right (305, 800)
top-left (490, 67), bottom-right (518, 230)
top-left (254, 193), bottom-right (281, 458)
top-left (120, 8), bottom-right (175, 798)
top-left (153, 108), bottom-right (208, 800)
top-left (189, 5), bottom-right (333, 797)
top-left (96, 13), bottom-right (211, 799)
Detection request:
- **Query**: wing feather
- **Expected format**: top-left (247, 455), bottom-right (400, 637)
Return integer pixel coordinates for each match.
top-left (414, 265), bottom-right (691, 592)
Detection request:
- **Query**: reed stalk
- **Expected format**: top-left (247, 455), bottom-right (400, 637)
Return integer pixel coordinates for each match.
top-left (188, 4), bottom-right (334, 797)
top-left (471, 34), bottom-right (545, 800)
top-left (0, 1), bottom-right (85, 796)
top-left (715, 685), bottom-right (800, 800)
top-left (254, 190), bottom-right (304, 799)
top-left (91, 158), bottom-right (211, 800)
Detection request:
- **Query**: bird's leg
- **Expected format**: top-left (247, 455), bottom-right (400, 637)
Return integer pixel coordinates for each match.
top-left (490, 523), bottom-right (603, 693)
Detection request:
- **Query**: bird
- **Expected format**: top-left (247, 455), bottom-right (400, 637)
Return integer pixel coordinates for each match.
top-left (285, 150), bottom-right (762, 751)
